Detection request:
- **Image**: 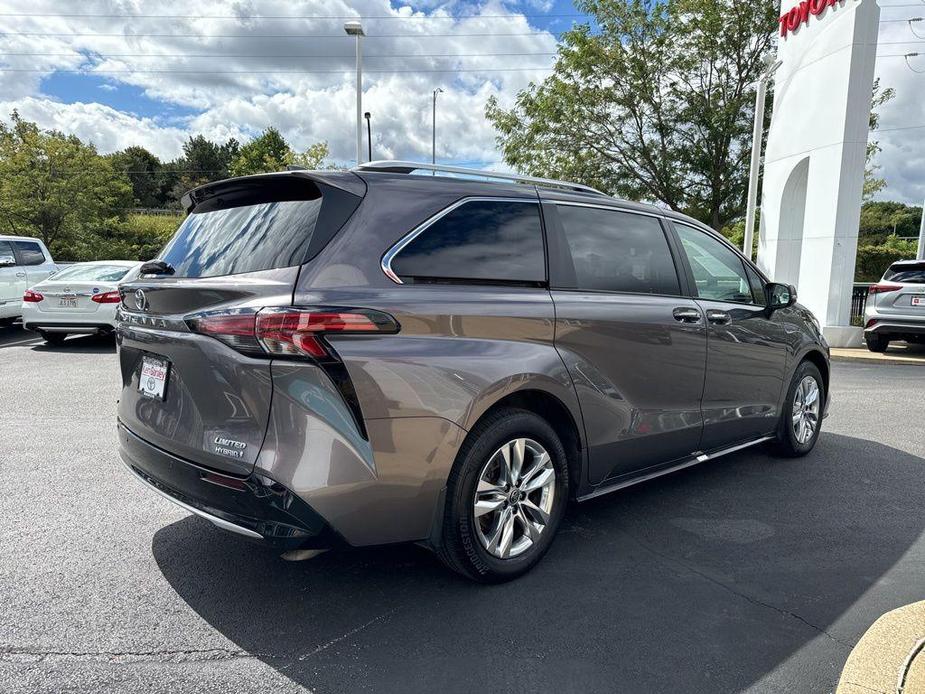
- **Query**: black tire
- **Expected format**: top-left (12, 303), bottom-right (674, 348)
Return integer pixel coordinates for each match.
top-left (770, 360), bottom-right (824, 458)
top-left (865, 333), bottom-right (889, 352)
top-left (437, 408), bottom-right (569, 583)
top-left (40, 332), bottom-right (67, 345)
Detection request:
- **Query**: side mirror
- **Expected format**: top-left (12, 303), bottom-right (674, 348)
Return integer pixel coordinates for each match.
top-left (766, 282), bottom-right (797, 310)
top-left (0, 255), bottom-right (15, 267)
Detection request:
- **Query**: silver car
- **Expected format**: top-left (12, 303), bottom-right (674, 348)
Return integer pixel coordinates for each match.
top-left (864, 259), bottom-right (925, 352)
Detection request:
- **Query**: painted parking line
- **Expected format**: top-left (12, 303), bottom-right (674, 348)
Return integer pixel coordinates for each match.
top-left (0, 335), bottom-right (40, 348)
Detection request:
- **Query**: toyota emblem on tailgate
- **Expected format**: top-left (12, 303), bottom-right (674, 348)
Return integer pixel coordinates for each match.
top-left (134, 289), bottom-right (148, 312)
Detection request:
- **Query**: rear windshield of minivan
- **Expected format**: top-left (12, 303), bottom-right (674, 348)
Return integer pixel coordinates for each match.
top-left (884, 263), bottom-right (925, 284)
top-left (159, 198), bottom-right (322, 278)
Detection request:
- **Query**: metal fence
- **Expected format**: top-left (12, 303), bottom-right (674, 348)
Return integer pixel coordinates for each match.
top-left (851, 283), bottom-right (871, 321)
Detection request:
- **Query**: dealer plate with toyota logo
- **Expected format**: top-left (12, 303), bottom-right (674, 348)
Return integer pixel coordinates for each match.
top-left (139, 356), bottom-right (169, 400)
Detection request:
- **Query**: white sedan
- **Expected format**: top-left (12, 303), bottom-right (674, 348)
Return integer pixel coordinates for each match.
top-left (21, 260), bottom-right (141, 344)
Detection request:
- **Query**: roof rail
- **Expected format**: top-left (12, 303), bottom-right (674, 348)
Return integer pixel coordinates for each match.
top-left (353, 160), bottom-right (607, 196)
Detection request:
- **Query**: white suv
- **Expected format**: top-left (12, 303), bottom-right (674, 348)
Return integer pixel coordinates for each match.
top-left (0, 235), bottom-right (57, 324)
top-left (864, 259), bottom-right (925, 352)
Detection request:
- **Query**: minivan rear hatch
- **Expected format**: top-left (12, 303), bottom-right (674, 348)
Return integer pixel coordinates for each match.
top-left (117, 172), bottom-right (365, 476)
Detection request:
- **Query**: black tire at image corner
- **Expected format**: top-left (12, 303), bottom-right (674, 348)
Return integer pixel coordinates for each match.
top-left (437, 408), bottom-right (569, 583)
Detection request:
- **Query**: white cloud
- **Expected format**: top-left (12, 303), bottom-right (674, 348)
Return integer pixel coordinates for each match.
top-left (870, 20), bottom-right (925, 205)
top-left (0, 0), bottom-right (558, 165)
top-left (0, 97), bottom-right (189, 159)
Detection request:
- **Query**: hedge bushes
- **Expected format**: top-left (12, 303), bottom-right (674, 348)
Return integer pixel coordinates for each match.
top-left (855, 237), bottom-right (918, 283)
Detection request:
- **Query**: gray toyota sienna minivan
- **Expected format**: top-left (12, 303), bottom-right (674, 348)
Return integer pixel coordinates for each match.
top-left (117, 161), bottom-right (829, 582)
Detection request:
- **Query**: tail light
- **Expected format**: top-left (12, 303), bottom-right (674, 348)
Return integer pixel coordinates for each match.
top-left (187, 306), bottom-right (397, 442)
top-left (23, 290), bottom-right (43, 302)
top-left (865, 319), bottom-right (878, 329)
top-left (186, 307), bottom-right (399, 360)
top-left (92, 291), bottom-right (122, 304)
top-left (868, 283), bottom-right (902, 295)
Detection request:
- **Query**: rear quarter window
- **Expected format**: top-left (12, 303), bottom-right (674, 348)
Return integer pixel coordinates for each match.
top-left (389, 199), bottom-right (545, 285)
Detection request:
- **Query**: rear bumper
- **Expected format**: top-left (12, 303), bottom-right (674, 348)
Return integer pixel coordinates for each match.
top-left (24, 321), bottom-right (115, 334)
top-left (118, 421), bottom-right (343, 550)
top-left (864, 320), bottom-right (925, 337)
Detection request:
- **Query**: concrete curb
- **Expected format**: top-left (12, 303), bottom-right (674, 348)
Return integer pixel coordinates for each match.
top-left (836, 601), bottom-right (925, 694)
top-left (830, 348), bottom-right (925, 366)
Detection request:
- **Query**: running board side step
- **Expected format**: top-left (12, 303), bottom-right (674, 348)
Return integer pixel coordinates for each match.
top-left (578, 435), bottom-right (775, 502)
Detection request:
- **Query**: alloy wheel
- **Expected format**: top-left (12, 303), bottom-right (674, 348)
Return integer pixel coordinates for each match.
top-left (472, 438), bottom-right (556, 559)
top-left (792, 375), bottom-right (820, 444)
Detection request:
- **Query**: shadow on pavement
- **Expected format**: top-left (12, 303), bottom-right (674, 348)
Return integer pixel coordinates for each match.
top-left (152, 433), bottom-right (925, 693)
top-left (0, 321), bottom-right (36, 348)
top-left (29, 333), bottom-right (116, 354)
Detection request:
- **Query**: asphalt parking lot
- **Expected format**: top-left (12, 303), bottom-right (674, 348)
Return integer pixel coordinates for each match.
top-left (2, 324), bottom-right (924, 694)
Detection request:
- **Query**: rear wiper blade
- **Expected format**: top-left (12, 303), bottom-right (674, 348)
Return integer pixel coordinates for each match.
top-left (139, 260), bottom-right (175, 276)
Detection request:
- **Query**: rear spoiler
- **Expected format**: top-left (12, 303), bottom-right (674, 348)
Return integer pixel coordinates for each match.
top-left (180, 171), bottom-right (367, 214)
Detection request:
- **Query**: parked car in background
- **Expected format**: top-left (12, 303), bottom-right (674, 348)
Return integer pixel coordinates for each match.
top-left (116, 162), bottom-right (829, 582)
top-left (864, 259), bottom-right (925, 352)
top-left (22, 260), bottom-right (142, 344)
top-left (0, 235), bottom-right (57, 325)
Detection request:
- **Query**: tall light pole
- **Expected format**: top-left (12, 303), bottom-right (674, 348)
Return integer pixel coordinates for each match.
top-left (432, 87), bottom-right (443, 174)
top-left (364, 111), bottom-right (372, 162)
top-left (743, 57), bottom-right (781, 260)
top-left (918, 195), bottom-right (925, 260)
top-left (344, 20), bottom-right (365, 166)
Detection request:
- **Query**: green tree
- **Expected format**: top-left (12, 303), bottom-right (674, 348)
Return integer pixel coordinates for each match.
top-left (167, 135), bottom-right (239, 203)
top-left (486, 0), bottom-right (778, 229)
top-left (855, 236), bottom-right (918, 282)
top-left (0, 111), bottom-right (131, 257)
top-left (108, 146), bottom-right (164, 208)
top-left (858, 200), bottom-right (922, 241)
top-left (864, 78), bottom-right (896, 201)
top-left (230, 127), bottom-right (293, 177)
top-left (292, 141), bottom-right (332, 170)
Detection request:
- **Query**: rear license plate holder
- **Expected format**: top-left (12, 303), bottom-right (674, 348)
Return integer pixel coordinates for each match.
top-left (139, 356), bottom-right (169, 401)
top-left (912, 295), bottom-right (924, 307)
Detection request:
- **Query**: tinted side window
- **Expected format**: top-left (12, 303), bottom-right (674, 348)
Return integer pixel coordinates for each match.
top-left (0, 241), bottom-right (15, 264)
top-left (12, 241), bottom-right (46, 266)
top-left (391, 200), bottom-right (545, 284)
top-left (555, 205), bottom-right (680, 295)
top-left (674, 224), bottom-right (754, 303)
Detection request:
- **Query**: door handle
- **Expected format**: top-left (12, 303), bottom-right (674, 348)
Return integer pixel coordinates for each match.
top-left (15, 272), bottom-right (26, 278)
top-left (672, 307), bottom-right (702, 323)
top-left (706, 309), bottom-right (731, 325)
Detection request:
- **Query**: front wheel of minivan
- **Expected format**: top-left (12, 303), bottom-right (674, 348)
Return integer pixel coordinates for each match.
top-left (437, 408), bottom-right (569, 583)
top-left (770, 360), bottom-right (824, 458)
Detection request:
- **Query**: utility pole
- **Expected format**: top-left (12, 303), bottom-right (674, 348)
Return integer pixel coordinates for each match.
top-left (918, 196), bottom-right (925, 260)
top-left (432, 88), bottom-right (443, 174)
top-left (743, 57), bottom-right (782, 260)
top-left (364, 112), bottom-right (372, 162)
top-left (344, 20), bottom-right (365, 166)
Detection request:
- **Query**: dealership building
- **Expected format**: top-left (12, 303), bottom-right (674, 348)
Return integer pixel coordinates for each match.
top-left (757, 0), bottom-right (880, 347)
